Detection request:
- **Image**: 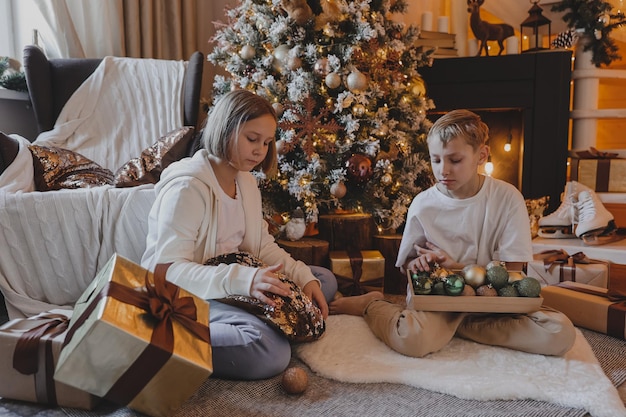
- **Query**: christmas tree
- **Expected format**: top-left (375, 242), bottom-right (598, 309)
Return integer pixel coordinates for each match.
top-left (208, 0), bottom-right (436, 233)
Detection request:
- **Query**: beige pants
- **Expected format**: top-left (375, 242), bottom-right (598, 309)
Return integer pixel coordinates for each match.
top-left (363, 300), bottom-right (577, 358)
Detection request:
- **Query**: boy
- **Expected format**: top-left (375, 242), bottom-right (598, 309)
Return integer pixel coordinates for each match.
top-left (330, 109), bottom-right (576, 358)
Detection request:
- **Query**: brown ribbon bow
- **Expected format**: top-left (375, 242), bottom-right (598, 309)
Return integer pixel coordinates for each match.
top-left (63, 263), bottom-right (211, 406)
top-left (538, 249), bottom-right (595, 272)
top-left (575, 147), bottom-right (619, 159)
top-left (10, 312), bottom-right (70, 405)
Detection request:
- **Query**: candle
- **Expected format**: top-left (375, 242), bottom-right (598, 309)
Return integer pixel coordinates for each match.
top-left (506, 36), bottom-right (519, 54)
top-left (468, 39), bottom-right (479, 57)
top-left (437, 16), bottom-right (449, 33)
top-left (421, 11), bottom-right (433, 31)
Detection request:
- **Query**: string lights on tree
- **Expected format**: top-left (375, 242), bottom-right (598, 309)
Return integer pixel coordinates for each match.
top-left (207, 0), bottom-right (436, 232)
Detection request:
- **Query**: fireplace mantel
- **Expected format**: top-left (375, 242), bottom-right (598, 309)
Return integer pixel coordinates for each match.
top-left (419, 50), bottom-right (573, 213)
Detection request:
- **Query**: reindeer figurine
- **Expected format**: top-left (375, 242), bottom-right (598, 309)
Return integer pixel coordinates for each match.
top-left (467, 0), bottom-right (514, 56)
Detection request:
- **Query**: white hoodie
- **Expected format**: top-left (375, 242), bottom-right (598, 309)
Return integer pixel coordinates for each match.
top-left (141, 149), bottom-right (319, 299)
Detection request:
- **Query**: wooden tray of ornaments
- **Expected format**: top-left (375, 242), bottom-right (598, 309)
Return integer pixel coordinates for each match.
top-left (405, 270), bottom-right (543, 314)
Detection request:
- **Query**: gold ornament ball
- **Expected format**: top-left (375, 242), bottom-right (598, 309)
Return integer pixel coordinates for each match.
top-left (287, 56), bottom-right (302, 70)
top-left (352, 103), bottom-right (366, 117)
top-left (330, 181), bottom-right (347, 198)
top-left (381, 173), bottom-right (392, 185)
top-left (347, 70), bottom-right (367, 92)
top-left (325, 72), bottom-right (341, 89)
top-left (272, 102), bottom-right (284, 117)
top-left (281, 367), bottom-right (308, 395)
top-left (239, 45), bottom-right (256, 60)
top-left (276, 139), bottom-right (288, 155)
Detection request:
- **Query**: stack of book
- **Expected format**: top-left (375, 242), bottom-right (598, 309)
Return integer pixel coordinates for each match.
top-left (415, 30), bottom-right (457, 58)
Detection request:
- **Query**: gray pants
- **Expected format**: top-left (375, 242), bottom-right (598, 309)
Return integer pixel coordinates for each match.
top-left (363, 300), bottom-right (577, 358)
top-left (210, 265), bottom-right (337, 380)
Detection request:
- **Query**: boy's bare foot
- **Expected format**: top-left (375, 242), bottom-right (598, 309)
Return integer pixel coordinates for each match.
top-left (329, 291), bottom-right (385, 316)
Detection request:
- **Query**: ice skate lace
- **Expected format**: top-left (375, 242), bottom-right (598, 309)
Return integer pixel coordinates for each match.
top-left (577, 195), bottom-right (596, 224)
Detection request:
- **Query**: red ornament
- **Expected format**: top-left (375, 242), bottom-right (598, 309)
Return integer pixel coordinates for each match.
top-left (346, 153), bottom-right (373, 185)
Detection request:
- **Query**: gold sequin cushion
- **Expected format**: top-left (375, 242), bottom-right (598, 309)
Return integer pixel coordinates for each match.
top-left (526, 196), bottom-right (550, 239)
top-left (204, 251), bottom-right (326, 343)
top-left (114, 126), bottom-right (196, 188)
top-left (28, 145), bottom-right (115, 191)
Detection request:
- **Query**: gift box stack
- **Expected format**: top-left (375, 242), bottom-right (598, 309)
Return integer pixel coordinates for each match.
top-left (319, 213), bottom-right (386, 295)
top-left (0, 254), bottom-right (213, 417)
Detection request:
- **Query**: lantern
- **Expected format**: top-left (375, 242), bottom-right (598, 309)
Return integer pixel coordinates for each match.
top-left (520, 0), bottom-right (551, 52)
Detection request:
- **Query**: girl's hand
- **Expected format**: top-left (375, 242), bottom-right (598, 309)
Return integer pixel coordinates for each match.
top-left (303, 280), bottom-right (329, 319)
top-left (251, 263), bottom-right (290, 307)
top-left (411, 242), bottom-right (457, 271)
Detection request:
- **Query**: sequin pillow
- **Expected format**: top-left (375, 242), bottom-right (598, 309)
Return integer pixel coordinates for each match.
top-left (28, 145), bottom-right (115, 191)
top-left (114, 126), bottom-right (196, 188)
top-left (525, 196), bottom-right (550, 239)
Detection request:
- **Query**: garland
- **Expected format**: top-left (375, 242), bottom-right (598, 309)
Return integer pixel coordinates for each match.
top-left (551, 0), bottom-right (626, 67)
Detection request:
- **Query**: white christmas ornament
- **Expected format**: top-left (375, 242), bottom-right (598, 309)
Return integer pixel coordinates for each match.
top-left (325, 72), bottom-right (341, 89)
top-left (239, 45), bottom-right (256, 60)
top-left (284, 207), bottom-right (307, 241)
top-left (276, 139), bottom-right (288, 154)
top-left (347, 70), bottom-right (367, 92)
top-left (330, 181), bottom-right (347, 198)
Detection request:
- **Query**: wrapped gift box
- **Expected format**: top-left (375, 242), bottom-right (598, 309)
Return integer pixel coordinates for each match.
top-left (330, 250), bottom-right (385, 295)
top-left (528, 253), bottom-right (609, 288)
top-left (330, 250), bottom-right (385, 282)
top-left (0, 309), bottom-right (100, 409)
top-left (570, 157), bottom-right (626, 192)
top-left (54, 254), bottom-right (212, 417)
top-left (541, 282), bottom-right (626, 340)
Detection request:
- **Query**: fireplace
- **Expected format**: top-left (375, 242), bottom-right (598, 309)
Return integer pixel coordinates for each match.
top-left (419, 50), bottom-right (573, 213)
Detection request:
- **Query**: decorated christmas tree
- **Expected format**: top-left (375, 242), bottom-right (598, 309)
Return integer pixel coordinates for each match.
top-left (208, 0), bottom-right (436, 233)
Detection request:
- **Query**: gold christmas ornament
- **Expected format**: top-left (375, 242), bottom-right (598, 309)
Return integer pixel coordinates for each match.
top-left (287, 56), bottom-right (302, 70)
top-left (281, 366), bottom-right (308, 394)
top-left (272, 102), bottom-right (284, 117)
top-left (461, 264), bottom-right (487, 289)
top-left (381, 173), bottom-right (392, 185)
top-left (352, 103), bottom-right (366, 117)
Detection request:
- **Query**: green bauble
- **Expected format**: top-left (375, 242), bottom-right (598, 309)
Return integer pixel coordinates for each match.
top-left (444, 274), bottom-right (465, 296)
top-left (431, 280), bottom-right (446, 295)
top-left (513, 277), bottom-right (542, 297)
top-left (486, 265), bottom-right (509, 289)
top-left (411, 272), bottom-right (433, 295)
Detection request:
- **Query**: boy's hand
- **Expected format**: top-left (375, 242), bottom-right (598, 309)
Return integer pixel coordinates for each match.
top-left (411, 242), bottom-right (457, 271)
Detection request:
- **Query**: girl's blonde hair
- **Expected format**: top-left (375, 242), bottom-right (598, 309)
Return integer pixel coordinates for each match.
top-left (427, 109), bottom-right (489, 151)
top-left (202, 89), bottom-right (278, 176)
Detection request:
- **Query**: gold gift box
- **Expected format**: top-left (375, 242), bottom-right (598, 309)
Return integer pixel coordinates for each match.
top-left (541, 282), bottom-right (625, 340)
top-left (329, 250), bottom-right (385, 282)
top-left (0, 310), bottom-right (100, 409)
top-left (570, 158), bottom-right (626, 192)
top-left (54, 254), bottom-right (212, 417)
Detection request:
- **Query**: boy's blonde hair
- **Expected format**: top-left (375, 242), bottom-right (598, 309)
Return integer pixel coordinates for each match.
top-left (202, 89), bottom-right (278, 176)
top-left (427, 109), bottom-right (489, 151)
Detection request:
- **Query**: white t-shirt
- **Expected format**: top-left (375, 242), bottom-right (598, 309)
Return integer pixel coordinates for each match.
top-left (216, 181), bottom-right (245, 256)
top-left (396, 176), bottom-right (533, 269)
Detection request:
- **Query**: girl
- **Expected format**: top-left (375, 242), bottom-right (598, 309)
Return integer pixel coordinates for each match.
top-left (142, 89), bottom-right (337, 379)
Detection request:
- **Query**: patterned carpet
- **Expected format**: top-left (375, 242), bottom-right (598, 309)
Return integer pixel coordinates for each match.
top-left (0, 325), bottom-right (624, 417)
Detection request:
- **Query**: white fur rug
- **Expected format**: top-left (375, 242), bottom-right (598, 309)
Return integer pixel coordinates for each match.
top-left (295, 315), bottom-right (626, 417)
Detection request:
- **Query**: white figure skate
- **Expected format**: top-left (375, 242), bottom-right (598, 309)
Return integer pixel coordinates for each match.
top-left (575, 190), bottom-right (624, 245)
top-left (537, 181), bottom-right (591, 238)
